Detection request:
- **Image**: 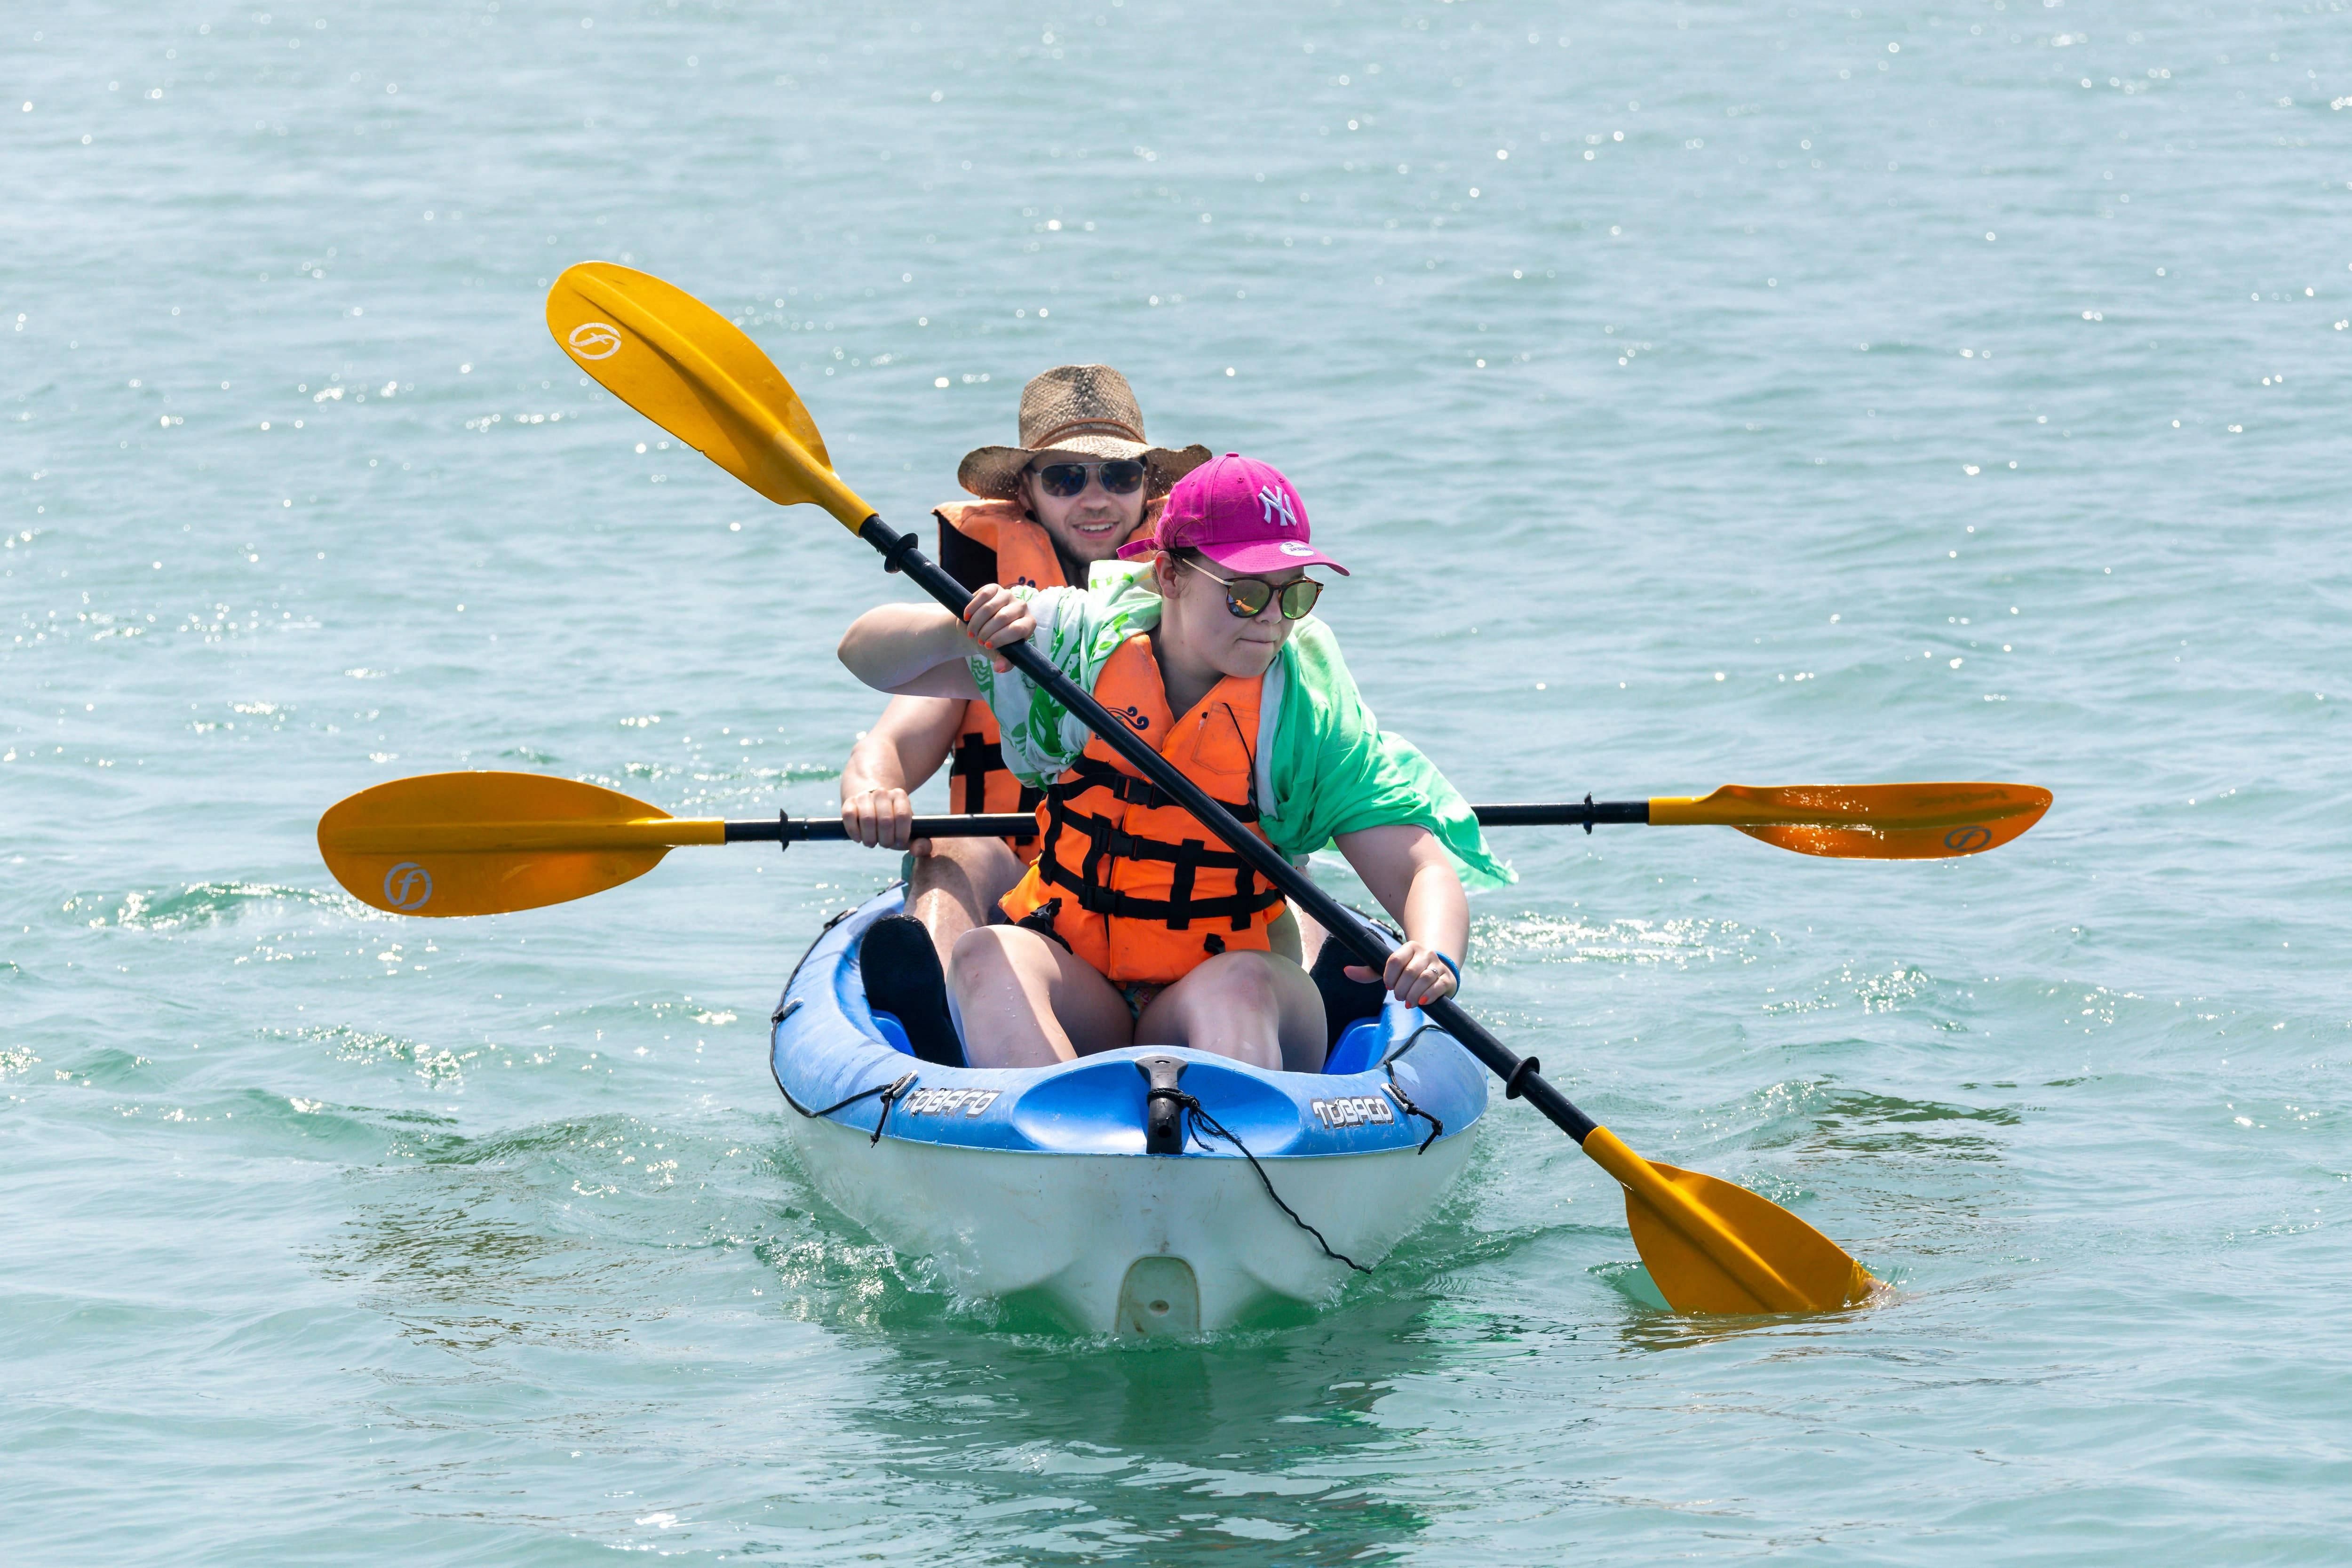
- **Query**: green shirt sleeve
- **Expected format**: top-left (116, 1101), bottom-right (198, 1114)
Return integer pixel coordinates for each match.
top-left (1261, 620), bottom-right (1514, 889)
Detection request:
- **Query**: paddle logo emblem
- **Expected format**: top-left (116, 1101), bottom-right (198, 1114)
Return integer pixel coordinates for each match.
top-left (566, 321), bottom-right (623, 360)
top-left (382, 862), bottom-right (433, 911)
top-left (1943, 825), bottom-right (1992, 853)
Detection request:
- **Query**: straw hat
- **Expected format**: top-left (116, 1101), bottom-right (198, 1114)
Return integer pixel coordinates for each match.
top-left (956, 364), bottom-right (1210, 501)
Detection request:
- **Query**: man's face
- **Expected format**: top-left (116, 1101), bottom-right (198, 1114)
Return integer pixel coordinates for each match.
top-left (1020, 458), bottom-right (1148, 565)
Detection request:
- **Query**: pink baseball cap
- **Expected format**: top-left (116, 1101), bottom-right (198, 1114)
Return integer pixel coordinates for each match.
top-left (1115, 452), bottom-right (1350, 576)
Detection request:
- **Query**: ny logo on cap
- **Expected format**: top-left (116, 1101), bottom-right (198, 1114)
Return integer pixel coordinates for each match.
top-left (1257, 485), bottom-right (1300, 530)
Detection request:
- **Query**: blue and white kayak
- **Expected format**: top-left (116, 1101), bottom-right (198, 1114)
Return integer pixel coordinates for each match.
top-left (769, 888), bottom-right (1488, 1335)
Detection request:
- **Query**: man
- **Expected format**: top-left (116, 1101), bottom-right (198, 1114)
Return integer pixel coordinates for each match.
top-left (838, 365), bottom-right (1207, 1063)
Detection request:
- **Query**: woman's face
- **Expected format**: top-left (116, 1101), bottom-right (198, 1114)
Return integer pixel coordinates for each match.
top-left (1154, 553), bottom-right (1311, 680)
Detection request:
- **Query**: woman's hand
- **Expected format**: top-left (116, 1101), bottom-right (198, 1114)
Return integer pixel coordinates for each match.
top-left (840, 785), bottom-right (930, 856)
top-left (1345, 940), bottom-right (1457, 1008)
top-left (1332, 823), bottom-right (1469, 1009)
top-left (961, 585), bottom-right (1036, 672)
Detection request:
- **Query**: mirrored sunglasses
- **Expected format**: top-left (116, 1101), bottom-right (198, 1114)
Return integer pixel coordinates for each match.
top-left (1033, 459), bottom-right (1147, 498)
top-left (1180, 556), bottom-right (1325, 620)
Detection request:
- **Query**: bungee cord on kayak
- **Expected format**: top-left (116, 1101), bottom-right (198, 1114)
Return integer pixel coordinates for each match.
top-left (1377, 1023), bottom-right (1453, 1156)
top-left (1165, 1088), bottom-right (1374, 1277)
top-left (770, 1067), bottom-right (921, 1148)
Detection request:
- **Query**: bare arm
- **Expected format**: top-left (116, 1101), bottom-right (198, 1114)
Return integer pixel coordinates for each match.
top-left (836, 585), bottom-right (1037, 698)
top-left (835, 603), bottom-right (981, 697)
top-left (840, 695), bottom-right (964, 852)
top-left (1332, 823), bottom-right (1468, 1008)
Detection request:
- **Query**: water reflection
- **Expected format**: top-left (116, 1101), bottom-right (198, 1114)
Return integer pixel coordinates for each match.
top-left (836, 1297), bottom-right (1449, 1561)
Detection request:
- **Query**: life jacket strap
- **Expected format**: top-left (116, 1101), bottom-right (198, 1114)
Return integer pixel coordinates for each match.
top-left (1034, 797), bottom-right (1287, 931)
top-left (1044, 755), bottom-right (1263, 824)
top-left (946, 730), bottom-right (1000, 784)
top-left (947, 731), bottom-right (1043, 834)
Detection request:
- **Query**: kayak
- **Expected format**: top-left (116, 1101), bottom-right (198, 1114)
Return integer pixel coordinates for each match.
top-left (769, 887), bottom-right (1488, 1335)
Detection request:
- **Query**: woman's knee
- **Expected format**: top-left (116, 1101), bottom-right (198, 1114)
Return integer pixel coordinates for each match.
top-left (1176, 950), bottom-right (1307, 1015)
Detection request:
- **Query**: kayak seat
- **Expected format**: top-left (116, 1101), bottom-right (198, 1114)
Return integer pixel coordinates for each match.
top-left (1309, 916), bottom-right (1390, 1061)
top-left (1321, 1017), bottom-right (1387, 1076)
top-left (870, 1010), bottom-right (917, 1059)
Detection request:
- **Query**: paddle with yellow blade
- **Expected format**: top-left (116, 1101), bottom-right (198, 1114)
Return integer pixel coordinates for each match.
top-left (523, 259), bottom-right (2044, 1313)
top-left (318, 774), bottom-right (2052, 918)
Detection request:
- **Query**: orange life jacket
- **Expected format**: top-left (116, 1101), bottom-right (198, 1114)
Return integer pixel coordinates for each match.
top-left (997, 633), bottom-right (1286, 985)
top-left (935, 500), bottom-right (1065, 858)
top-left (934, 496), bottom-right (1167, 860)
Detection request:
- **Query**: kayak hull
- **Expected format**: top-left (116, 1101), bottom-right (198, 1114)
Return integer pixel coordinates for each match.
top-left (783, 1115), bottom-right (1478, 1333)
top-left (771, 889), bottom-right (1488, 1335)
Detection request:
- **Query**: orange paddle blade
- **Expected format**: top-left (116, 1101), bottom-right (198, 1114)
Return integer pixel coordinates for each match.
top-left (545, 262), bottom-right (873, 528)
top-left (1650, 781), bottom-right (2051, 860)
top-left (316, 772), bottom-right (722, 917)
top-left (1581, 1128), bottom-right (1876, 1313)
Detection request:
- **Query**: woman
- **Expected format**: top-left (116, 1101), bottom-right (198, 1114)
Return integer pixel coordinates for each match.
top-left (836, 454), bottom-right (1510, 1072)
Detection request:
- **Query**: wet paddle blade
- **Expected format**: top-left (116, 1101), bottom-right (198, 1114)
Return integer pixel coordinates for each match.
top-left (1581, 1127), bottom-right (1874, 1313)
top-left (316, 772), bottom-right (721, 917)
top-left (1651, 781), bottom-right (2051, 860)
top-left (545, 262), bottom-right (874, 528)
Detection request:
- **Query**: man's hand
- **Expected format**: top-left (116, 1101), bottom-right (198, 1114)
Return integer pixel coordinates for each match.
top-left (841, 785), bottom-right (932, 856)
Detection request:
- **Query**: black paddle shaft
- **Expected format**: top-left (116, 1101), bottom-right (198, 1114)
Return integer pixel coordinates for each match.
top-left (855, 516), bottom-right (1601, 1145)
top-left (722, 800), bottom-right (1650, 844)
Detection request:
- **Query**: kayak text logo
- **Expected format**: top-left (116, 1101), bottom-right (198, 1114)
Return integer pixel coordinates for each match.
top-left (902, 1087), bottom-right (1001, 1119)
top-left (1311, 1095), bottom-right (1396, 1130)
top-left (382, 862), bottom-right (433, 911)
top-left (567, 321), bottom-right (623, 360)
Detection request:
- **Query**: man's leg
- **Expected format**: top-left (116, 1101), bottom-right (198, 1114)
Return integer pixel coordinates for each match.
top-left (907, 836), bottom-right (1027, 964)
top-left (1133, 952), bottom-right (1327, 1073)
top-left (859, 839), bottom-right (1027, 1067)
top-left (949, 925), bottom-right (1134, 1068)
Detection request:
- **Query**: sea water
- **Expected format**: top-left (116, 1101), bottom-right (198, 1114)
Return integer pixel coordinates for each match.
top-left (5, 1), bottom-right (2348, 1560)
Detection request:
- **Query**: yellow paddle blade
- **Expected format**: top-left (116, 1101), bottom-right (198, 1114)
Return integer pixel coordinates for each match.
top-left (1582, 1127), bottom-right (1875, 1313)
top-left (545, 262), bottom-right (874, 530)
top-left (316, 772), bottom-right (724, 918)
top-left (1650, 781), bottom-right (2051, 860)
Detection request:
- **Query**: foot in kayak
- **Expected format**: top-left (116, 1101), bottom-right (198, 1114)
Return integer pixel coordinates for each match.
top-left (1311, 921), bottom-right (1391, 1052)
top-left (857, 914), bottom-right (964, 1066)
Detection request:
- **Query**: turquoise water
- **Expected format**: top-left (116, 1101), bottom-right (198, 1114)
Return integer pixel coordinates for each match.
top-left (7, 0), bottom-right (2349, 1559)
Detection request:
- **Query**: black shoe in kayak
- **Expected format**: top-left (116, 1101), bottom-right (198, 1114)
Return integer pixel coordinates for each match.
top-left (1311, 915), bottom-right (1395, 1053)
top-left (856, 914), bottom-right (965, 1067)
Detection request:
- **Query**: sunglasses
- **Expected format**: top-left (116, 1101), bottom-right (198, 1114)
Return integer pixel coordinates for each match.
top-left (1033, 459), bottom-right (1147, 498)
top-left (1179, 555), bottom-right (1325, 620)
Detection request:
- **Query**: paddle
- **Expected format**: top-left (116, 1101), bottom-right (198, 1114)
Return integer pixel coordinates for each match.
top-left (535, 261), bottom-right (1885, 1313)
top-left (318, 774), bottom-right (2052, 917)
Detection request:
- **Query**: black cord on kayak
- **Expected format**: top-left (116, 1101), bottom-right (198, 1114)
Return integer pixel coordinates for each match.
top-left (1374, 1021), bottom-right (1448, 1154)
top-left (1170, 1092), bottom-right (1371, 1275)
top-left (795, 1071), bottom-right (919, 1146)
top-left (1383, 1074), bottom-right (1444, 1156)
